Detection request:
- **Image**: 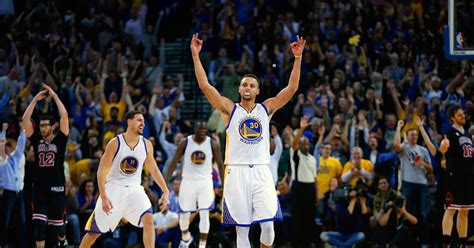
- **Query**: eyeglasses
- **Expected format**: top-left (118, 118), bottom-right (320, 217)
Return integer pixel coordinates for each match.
top-left (39, 124), bottom-right (51, 127)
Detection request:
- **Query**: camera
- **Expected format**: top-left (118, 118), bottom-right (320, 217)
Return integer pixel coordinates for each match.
top-left (383, 194), bottom-right (405, 212)
top-left (333, 178), bottom-right (369, 202)
top-left (333, 185), bottom-right (354, 202)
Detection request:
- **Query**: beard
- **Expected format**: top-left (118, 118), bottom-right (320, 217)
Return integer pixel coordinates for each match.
top-left (41, 130), bottom-right (52, 138)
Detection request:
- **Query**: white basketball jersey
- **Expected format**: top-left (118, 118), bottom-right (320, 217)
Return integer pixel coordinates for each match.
top-left (107, 134), bottom-right (148, 186)
top-left (225, 103), bottom-right (270, 165)
top-left (182, 135), bottom-right (213, 179)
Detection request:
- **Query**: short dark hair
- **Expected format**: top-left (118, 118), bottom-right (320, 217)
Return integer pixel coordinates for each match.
top-left (241, 74), bottom-right (260, 88)
top-left (40, 115), bottom-right (56, 125)
top-left (447, 105), bottom-right (463, 120)
top-left (125, 110), bottom-right (143, 121)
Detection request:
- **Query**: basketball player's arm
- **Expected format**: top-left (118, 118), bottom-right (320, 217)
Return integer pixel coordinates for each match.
top-left (43, 83), bottom-right (69, 136)
top-left (22, 89), bottom-right (48, 137)
top-left (190, 34), bottom-right (234, 115)
top-left (144, 139), bottom-right (170, 203)
top-left (263, 36), bottom-right (306, 115)
top-left (164, 138), bottom-right (187, 182)
top-left (97, 138), bottom-right (118, 213)
top-left (211, 138), bottom-right (225, 184)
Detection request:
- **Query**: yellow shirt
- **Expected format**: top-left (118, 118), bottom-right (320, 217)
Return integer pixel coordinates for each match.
top-left (69, 159), bottom-right (92, 185)
top-left (342, 159), bottom-right (373, 186)
top-left (101, 99), bottom-right (126, 122)
top-left (317, 156), bottom-right (342, 198)
top-left (397, 109), bottom-right (420, 134)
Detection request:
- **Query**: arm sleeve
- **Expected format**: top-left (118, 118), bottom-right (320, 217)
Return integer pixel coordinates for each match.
top-left (274, 135), bottom-right (283, 158)
top-left (159, 129), bottom-right (176, 158)
top-left (360, 168), bottom-right (374, 180)
top-left (12, 131), bottom-right (27, 159)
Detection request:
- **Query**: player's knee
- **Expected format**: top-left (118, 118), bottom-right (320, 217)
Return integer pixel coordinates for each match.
top-left (259, 221), bottom-right (274, 246)
top-left (141, 213), bottom-right (154, 228)
top-left (34, 219), bottom-right (47, 241)
top-left (199, 210), bottom-right (210, 234)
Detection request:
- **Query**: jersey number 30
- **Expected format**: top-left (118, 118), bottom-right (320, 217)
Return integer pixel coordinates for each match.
top-left (39, 152), bottom-right (55, 167)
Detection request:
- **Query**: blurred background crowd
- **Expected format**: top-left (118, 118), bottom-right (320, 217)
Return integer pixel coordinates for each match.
top-left (0, 0), bottom-right (473, 247)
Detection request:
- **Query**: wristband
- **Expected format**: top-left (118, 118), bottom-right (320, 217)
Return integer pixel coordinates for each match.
top-left (294, 54), bottom-right (302, 58)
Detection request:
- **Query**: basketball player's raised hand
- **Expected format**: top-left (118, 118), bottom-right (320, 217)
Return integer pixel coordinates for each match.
top-left (440, 135), bottom-right (450, 149)
top-left (102, 196), bottom-right (113, 215)
top-left (33, 89), bottom-right (49, 102)
top-left (42, 83), bottom-right (57, 98)
top-left (190, 33), bottom-right (203, 56)
top-left (290, 35), bottom-right (306, 56)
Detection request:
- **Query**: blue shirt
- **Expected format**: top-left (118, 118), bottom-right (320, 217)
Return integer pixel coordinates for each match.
top-left (0, 131), bottom-right (26, 192)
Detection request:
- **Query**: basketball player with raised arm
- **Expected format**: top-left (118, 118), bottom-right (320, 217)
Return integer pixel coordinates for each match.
top-left (165, 120), bottom-right (225, 248)
top-left (22, 84), bottom-right (69, 248)
top-left (190, 33), bottom-right (305, 247)
top-left (440, 105), bottom-right (474, 246)
top-left (79, 111), bottom-right (169, 248)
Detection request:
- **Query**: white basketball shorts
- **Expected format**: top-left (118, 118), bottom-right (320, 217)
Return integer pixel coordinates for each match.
top-left (179, 177), bottom-right (215, 212)
top-left (85, 182), bottom-right (152, 233)
top-left (222, 164), bottom-right (282, 226)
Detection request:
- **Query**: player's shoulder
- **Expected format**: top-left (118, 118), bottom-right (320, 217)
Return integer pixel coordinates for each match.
top-left (141, 136), bottom-right (154, 149)
top-left (106, 136), bottom-right (120, 147)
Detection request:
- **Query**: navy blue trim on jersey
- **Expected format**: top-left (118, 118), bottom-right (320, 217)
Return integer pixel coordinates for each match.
top-left (142, 136), bottom-right (147, 153)
top-left (225, 104), bottom-right (237, 130)
top-left (261, 103), bottom-right (269, 115)
top-left (84, 215), bottom-right (107, 234)
top-left (178, 201), bottom-right (215, 213)
top-left (137, 207), bottom-right (153, 226)
top-left (112, 135), bottom-right (120, 162)
top-left (222, 198), bottom-right (283, 226)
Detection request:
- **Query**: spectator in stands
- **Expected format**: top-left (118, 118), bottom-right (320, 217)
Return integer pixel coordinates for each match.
top-left (290, 116), bottom-right (317, 247)
top-left (394, 120), bottom-right (433, 247)
top-left (153, 204), bottom-right (180, 248)
top-left (65, 180), bottom-right (81, 245)
top-left (316, 136), bottom-right (343, 199)
top-left (373, 177), bottom-right (418, 247)
top-left (341, 147), bottom-right (374, 186)
top-left (269, 124), bottom-right (283, 184)
top-left (0, 123), bottom-right (26, 247)
top-left (275, 174), bottom-right (292, 247)
top-left (320, 183), bottom-right (368, 248)
top-left (320, 178), bottom-right (340, 231)
top-left (77, 179), bottom-right (97, 230)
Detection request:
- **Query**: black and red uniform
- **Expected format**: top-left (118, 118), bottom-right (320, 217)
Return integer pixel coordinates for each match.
top-left (29, 130), bottom-right (68, 225)
top-left (444, 126), bottom-right (474, 209)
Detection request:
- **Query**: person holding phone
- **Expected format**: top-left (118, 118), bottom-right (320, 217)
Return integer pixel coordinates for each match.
top-left (394, 120), bottom-right (433, 247)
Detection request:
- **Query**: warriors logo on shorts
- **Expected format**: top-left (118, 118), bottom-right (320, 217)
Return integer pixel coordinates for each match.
top-left (191, 151), bottom-right (206, 165)
top-left (239, 118), bottom-right (262, 141)
top-left (120, 156), bottom-right (139, 175)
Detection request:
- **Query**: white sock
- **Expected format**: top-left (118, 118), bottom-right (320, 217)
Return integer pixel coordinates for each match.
top-left (199, 240), bottom-right (206, 248)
